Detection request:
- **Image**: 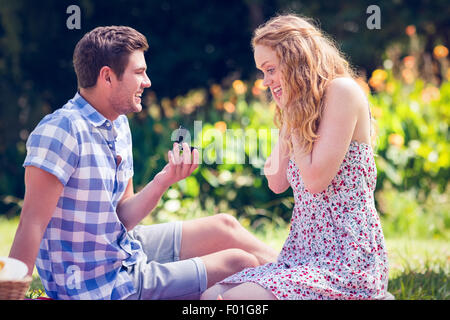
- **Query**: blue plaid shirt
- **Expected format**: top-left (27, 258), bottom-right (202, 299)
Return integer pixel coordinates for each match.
top-left (24, 93), bottom-right (145, 299)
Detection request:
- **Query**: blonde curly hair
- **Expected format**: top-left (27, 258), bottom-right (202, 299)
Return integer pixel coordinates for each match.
top-left (252, 14), bottom-right (356, 153)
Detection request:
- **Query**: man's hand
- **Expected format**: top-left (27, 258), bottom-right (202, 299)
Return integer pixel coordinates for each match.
top-left (156, 142), bottom-right (199, 188)
top-left (117, 142), bottom-right (200, 230)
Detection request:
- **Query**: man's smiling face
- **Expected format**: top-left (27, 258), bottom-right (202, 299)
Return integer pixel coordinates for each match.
top-left (109, 50), bottom-right (151, 117)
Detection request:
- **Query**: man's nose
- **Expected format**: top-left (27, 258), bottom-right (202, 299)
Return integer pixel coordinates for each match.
top-left (143, 73), bottom-right (151, 88)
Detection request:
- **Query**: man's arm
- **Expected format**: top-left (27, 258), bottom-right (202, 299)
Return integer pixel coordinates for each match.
top-left (117, 142), bottom-right (199, 230)
top-left (9, 166), bottom-right (63, 276)
top-left (116, 175), bottom-right (169, 231)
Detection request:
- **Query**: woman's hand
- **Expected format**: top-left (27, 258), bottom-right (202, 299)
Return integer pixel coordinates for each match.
top-left (290, 128), bottom-right (309, 158)
top-left (156, 142), bottom-right (200, 189)
top-left (279, 123), bottom-right (292, 154)
top-left (264, 125), bottom-right (291, 193)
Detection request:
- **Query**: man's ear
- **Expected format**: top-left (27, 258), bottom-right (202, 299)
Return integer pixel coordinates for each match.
top-left (98, 66), bottom-right (114, 86)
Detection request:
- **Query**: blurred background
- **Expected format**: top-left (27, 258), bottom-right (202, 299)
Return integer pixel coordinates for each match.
top-left (0, 0), bottom-right (449, 299)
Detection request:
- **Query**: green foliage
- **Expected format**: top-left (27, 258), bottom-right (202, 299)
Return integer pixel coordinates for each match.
top-left (367, 75), bottom-right (450, 239)
top-left (369, 74), bottom-right (450, 196)
top-left (377, 184), bottom-right (449, 239)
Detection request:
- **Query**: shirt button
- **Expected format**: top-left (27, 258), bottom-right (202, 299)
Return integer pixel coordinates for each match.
top-left (106, 122), bottom-right (111, 127)
top-left (108, 143), bottom-right (113, 148)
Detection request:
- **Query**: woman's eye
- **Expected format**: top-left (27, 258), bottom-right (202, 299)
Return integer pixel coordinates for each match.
top-left (267, 68), bottom-right (275, 74)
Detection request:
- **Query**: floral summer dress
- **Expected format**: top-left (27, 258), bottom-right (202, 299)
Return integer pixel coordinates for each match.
top-left (220, 141), bottom-right (389, 299)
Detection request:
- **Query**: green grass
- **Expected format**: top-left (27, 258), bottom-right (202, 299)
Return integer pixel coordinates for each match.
top-left (384, 238), bottom-right (449, 299)
top-left (1, 216), bottom-right (448, 299)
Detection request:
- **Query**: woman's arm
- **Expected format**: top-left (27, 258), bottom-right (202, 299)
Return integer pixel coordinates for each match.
top-left (264, 126), bottom-right (291, 194)
top-left (9, 166), bottom-right (64, 276)
top-left (291, 78), bottom-right (365, 194)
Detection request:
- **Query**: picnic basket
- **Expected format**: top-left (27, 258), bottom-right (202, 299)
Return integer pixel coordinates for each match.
top-left (0, 275), bottom-right (32, 300)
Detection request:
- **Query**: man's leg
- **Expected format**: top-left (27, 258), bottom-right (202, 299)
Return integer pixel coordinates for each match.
top-left (179, 214), bottom-right (279, 265)
top-left (126, 222), bottom-right (258, 299)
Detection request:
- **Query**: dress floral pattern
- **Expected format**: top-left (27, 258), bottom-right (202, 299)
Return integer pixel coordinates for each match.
top-left (220, 141), bottom-right (389, 299)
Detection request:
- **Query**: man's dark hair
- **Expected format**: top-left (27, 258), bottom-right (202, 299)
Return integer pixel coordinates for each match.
top-left (73, 26), bottom-right (149, 89)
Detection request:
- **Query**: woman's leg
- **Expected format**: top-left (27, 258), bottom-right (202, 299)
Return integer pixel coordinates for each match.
top-left (198, 249), bottom-right (258, 288)
top-left (200, 283), bottom-right (240, 300)
top-left (179, 213), bottom-right (279, 265)
top-left (222, 282), bottom-right (278, 300)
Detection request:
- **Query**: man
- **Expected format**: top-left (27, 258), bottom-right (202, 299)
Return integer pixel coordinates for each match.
top-left (8, 26), bottom-right (277, 300)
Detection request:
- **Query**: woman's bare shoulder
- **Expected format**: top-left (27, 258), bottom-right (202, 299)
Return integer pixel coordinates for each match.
top-left (325, 77), bottom-right (367, 105)
top-left (325, 77), bottom-right (366, 99)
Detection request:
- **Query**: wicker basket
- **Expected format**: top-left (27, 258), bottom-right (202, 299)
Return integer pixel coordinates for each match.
top-left (0, 276), bottom-right (32, 300)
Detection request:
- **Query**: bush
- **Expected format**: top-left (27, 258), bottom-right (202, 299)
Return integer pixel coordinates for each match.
top-left (368, 72), bottom-right (449, 197)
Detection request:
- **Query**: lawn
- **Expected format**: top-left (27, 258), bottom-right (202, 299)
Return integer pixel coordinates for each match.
top-left (1, 216), bottom-right (448, 299)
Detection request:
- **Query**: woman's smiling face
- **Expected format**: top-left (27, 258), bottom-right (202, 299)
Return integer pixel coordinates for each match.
top-left (254, 44), bottom-right (283, 105)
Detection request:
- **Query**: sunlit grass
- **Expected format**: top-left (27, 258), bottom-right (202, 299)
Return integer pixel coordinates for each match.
top-left (384, 238), bottom-right (449, 299)
top-left (0, 215), bottom-right (19, 256)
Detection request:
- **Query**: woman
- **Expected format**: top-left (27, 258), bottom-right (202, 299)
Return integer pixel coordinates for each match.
top-left (201, 14), bottom-right (389, 300)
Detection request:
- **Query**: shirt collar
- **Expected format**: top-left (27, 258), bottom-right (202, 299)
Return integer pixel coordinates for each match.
top-left (71, 92), bottom-right (111, 128)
